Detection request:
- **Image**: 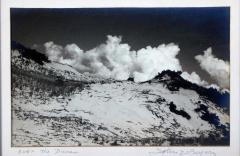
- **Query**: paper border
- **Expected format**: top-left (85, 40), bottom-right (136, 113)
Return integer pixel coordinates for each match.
top-left (1, 0), bottom-right (240, 156)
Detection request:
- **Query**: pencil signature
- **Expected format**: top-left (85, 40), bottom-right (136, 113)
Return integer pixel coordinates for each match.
top-left (149, 148), bottom-right (216, 156)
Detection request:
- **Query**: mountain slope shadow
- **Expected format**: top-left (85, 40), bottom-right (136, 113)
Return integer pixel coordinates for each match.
top-left (149, 70), bottom-right (229, 113)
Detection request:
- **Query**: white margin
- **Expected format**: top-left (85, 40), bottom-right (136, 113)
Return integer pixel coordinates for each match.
top-left (1, 0), bottom-right (239, 156)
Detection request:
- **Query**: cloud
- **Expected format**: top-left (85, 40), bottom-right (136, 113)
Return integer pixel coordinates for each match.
top-left (195, 47), bottom-right (230, 89)
top-left (180, 71), bottom-right (208, 86)
top-left (44, 41), bottom-right (64, 62)
top-left (44, 35), bottom-right (182, 82)
top-left (132, 43), bottom-right (182, 82)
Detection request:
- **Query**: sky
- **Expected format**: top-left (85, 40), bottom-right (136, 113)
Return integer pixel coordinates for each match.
top-left (11, 7), bottom-right (230, 86)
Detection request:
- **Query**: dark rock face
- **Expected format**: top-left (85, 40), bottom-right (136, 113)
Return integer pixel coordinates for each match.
top-left (195, 104), bottom-right (219, 125)
top-left (169, 102), bottom-right (191, 120)
top-left (194, 104), bottom-right (229, 140)
top-left (152, 70), bottom-right (229, 113)
top-left (11, 41), bottom-right (50, 65)
top-left (127, 77), bottom-right (134, 82)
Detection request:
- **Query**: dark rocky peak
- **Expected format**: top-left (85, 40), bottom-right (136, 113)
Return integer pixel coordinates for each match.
top-left (127, 77), bottom-right (134, 82)
top-left (150, 70), bottom-right (229, 112)
top-left (11, 41), bottom-right (50, 65)
top-left (154, 70), bottom-right (183, 81)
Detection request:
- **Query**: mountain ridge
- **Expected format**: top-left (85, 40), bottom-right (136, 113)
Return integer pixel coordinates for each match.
top-left (11, 41), bottom-right (230, 146)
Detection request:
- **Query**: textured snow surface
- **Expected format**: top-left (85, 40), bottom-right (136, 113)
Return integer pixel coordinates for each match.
top-left (11, 49), bottom-right (230, 146)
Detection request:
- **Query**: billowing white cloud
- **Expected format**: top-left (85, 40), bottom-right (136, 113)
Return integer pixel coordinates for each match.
top-left (180, 71), bottom-right (208, 86)
top-left (44, 35), bottom-right (182, 82)
top-left (44, 41), bottom-right (64, 62)
top-left (132, 44), bottom-right (182, 82)
top-left (43, 36), bottom-right (230, 89)
top-left (195, 47), bottom-right (230, 89)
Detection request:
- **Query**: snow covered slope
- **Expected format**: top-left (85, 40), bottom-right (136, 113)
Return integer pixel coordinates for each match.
top-left (11, 41), bottom-right (111, 83)
top-left (11, 41), bottom-right (230, 146)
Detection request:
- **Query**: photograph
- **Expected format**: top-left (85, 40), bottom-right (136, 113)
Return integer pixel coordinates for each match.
top-left (10, 7), bottom-right (230, 147)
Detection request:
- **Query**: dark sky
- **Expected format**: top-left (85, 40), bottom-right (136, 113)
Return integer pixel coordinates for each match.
top-left (11, 7), bottom-right (230, 83)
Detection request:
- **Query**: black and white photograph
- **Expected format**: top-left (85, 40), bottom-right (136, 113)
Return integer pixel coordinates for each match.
top-left (10, 7), bottom-right (231, 147)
